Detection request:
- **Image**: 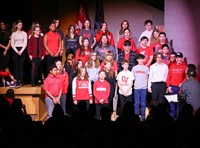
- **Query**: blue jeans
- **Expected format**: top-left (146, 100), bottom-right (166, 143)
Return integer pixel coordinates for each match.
top-left (45, 96), bottom-right (60, 120)
top-left (134, 89), bottom-right (147, 120)
top-left (169, 85), bottom-right (180, 120)
top-left (60, 94), bottom-right (67, 115)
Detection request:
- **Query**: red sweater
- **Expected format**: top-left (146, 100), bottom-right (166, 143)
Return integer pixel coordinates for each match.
top-left (0, 71), bottom-right (10, 77)
top-left (56, 71), bottom-right (69, 94)
top-left (93, 80), bottom-right (110, 103)
top-left (166, 62), bottom-right (187, 87)
top-left (72, 77), bottom-right (92, 101)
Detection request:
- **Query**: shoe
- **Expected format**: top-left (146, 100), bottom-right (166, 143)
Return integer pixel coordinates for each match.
top-left (15, 82), bottom-right (22, 88)
top-left (9, 83), bottom-right (17, 88)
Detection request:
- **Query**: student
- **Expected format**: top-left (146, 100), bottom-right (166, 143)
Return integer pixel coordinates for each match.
top-left (138, 19), bottom-right (153, 46)
top-left (43, 21), bottom-right (62, 78)
top-left (166, 52), bottom-right (187, 120)
top-left (131, 54), bottom-right (149, 121)
top-left (148, 53), bottom-right (168, 107)
top-left (72, 67), bottom-right (93, 111)
top-left (93, 70), bottom-right (110, 120)
top-left (43, 64), bottom-right (62, 120)
top-left (117, 20), bottom-right (130, 42)
top-left (55, 60), bottom-right (69, 116)
top-left (116, 60), bottom-right (135, 115)
top-left (27, 25), bottom-right (45, 86)
top-left (11, 20), bottom-right (28, 85)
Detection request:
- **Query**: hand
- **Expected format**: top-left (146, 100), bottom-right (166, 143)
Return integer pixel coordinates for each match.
top-left (89, 99), bottom-right (93, 104)
top-left (148, 88), bottom-right (152, 93)
top-left (74, 100), bottom-right (78, 105)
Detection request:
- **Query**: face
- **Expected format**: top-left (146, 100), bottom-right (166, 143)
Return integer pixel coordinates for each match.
top-left (153, 31), bottom-right (159, 39)
top-left (83, 39), bottom-right (89, 47)
top-left (176, 57), bottom-right (183, 64)
top-left (159, 34), bottom-right (166, 42)
top-left (0, 22), bottom-right (6, 30)
top-left (124, 29), bottom-right (130, 38)
top-left (91, 53), bottom-right (97, 61)
top-left (102, 23), bottom-right (107, 31)
top-left (106, 55), bottom-right (112, 61)
top-left (50, 68), bottom-right (57, 76)
top-left (170, 54), bottom-right (176, 62)
top-left (70, 26), bottom-right (75, 33)
top-left (99, 71), bottom-right (106, 80)
top-left (105, 62), bottom-right (111, 70)
top-left (145, 23), bottom-right (152, 31)
top-left (162, 47), bottom-right (169, 54)
top-left (55, 20), bottom-right (59, 27)
top-left (122, 21), bottom-right (128, 29)
top-left (55, 61), bottom-right (62, 70)
top-left (84, 20), bottom-right (90, 28)
top-left (81, 68), bottom-right (86, 77)
top-left (137, 58), bottom-right (144, 65)
top-left (78, 61), bottom-right (83, 68)
top-left (101, 35), bottom-right (108, 44)
top-left (122, 62), bottom-right (129, 70)
top-left (34, 26), bottom-right (41, 35)
top-left (17, 22), bottom-right (23, 30)
top-left (141, 39), bottom-right (148, 46)
top-left (124, 45), bottom-right (131, 52)
top-left (156, 54), bottom-right (163, 63)
top-left (49, 23), bottom-right (56, 32)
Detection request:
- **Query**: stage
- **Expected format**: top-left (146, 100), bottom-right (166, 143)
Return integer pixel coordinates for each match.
top-left (0, 85), bottom-right (47, 122)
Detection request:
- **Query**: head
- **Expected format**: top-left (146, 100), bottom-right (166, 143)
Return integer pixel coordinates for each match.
top-left (162, 44), bottom-right (170, 55)
top-left (66, 53), bottom-right (74, 65)
top-left (170, 52), bottom-right (176, 62)
top-left (121, 20), bottom-right (129, 30)
top-left (186, 69), bottom-right (196, 79)
top-left (175, 52), bottom-right (183, 64)
top-left (48, 64), bottom-right (57, 76)
top-left (123, 40), bottom-right (132, 52)
top-left (155, 53), bottom-right (164, 63)
top-left (159, 32), bottom-right (167, 42)
top-left (48, 21), bottom-right (56, 32)
top-left (6, 88), bottom-right (15, 99)
top-left (140, 36), bottom-right (149, 47)
top-left (122, 60), bottom-right (129, 70)
top-left (83, 19), bottom-right (91, 29)
top-left (144, 19), bottom-right (153, 31)
top-left (123, 28), bottom-right (131, 38)
top-left (98, 70), bottom-right (106, 80)
top-left (136, 54), bottom-right (145, 65)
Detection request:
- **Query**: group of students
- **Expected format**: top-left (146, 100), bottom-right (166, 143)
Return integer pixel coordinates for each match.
top-left (1, 18), bottom-right (200, 121)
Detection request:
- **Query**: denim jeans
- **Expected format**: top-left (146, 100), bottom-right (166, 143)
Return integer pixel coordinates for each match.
top-left (60, 94), bottom-right (67, 115)
top-left (134, 89), bottom-right (147, 120)
top-left (169, 85), bottom-right (180, 120)
top-left (45, 96), bottom-right (60, 120)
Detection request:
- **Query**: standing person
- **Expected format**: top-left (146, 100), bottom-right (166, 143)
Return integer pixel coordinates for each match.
top-left (72, 67), bottom-right (93, 111)
top-left (11, 20), bottom-right (28, 86)
top-left (27, 25), bottom-right (45, 86)
top-left (150, 29), bottom-right (160, 52)
top-left (181, 69), bottom-right (200, 115)
top-left (53, 18), bottom-right (65, 60)
top-left (95, 22), bottom-right (115, 47)
top-left (95, 34), bottom-right (117, 62)
top-left (64, 24), bottom-right (80, 58)
top-left (138, 19), bottom-right (153, 46)
top-left (93, 70), bottom-right (110, 120)
top-left (79, 19), bottom-right (96, 49)
top-left (75, 37), bottom-right (93, 66)
top-left (136, 36), bottom-right (154, 68)
top-left (43, 21), bottom-right (62, 78)
top-left (117, 40), bottom-right (137, 72)
top-left (116, 60), bottom-right (135, 115)
top-left (168, 51), bottom-right (176, 69)
top-left (117, 28), bottom-right (137, 54)
top-left (148, 53), bottom-right (168, 107)
top-left (166, 52), bottom-right (187, 120)
top-left (85, 51), bottom-right (101, 84)
top-left (117, 20), bottom-right (130, 42)
top-left (131, 54), bottom-right (149, 121)
top-left (0, 21), bottom-right (11, 73)
top-left (55, 60), bottom-right (69, 116)
top-left (43, 64), bottom-right (62, 120)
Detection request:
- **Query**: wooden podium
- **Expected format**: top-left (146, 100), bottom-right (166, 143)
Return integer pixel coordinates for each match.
top-left (0, 85), bottom-right (47, 122)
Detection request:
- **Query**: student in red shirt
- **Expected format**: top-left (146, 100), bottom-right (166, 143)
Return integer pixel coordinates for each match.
top-left (93, 70), bottom-right (110, 120)
top-left (55, 60), bottom-right (69, 116)
top-left (43, 64), bottom-right (62, 120)
top-left (72, 66), bottom-right (93, 111)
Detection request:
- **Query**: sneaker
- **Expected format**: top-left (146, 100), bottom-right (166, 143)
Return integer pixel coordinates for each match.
top-left (15, 82), bottom-right (22, 88)
top-left (9, 83), bottom-right (17, 88)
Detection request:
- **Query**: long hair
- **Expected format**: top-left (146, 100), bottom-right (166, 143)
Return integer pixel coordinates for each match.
top-left (86, 51), bottom-right (100, 68)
